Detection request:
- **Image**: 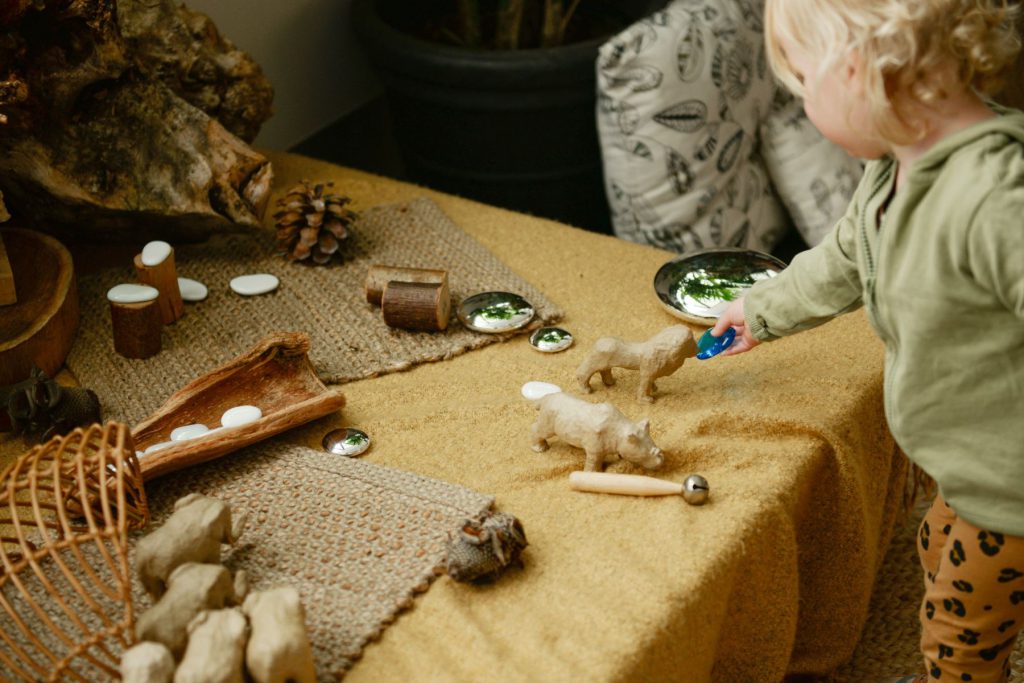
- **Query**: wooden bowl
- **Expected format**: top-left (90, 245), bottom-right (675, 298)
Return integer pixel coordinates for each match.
top-left (0, 228), bottom-right (79, 387)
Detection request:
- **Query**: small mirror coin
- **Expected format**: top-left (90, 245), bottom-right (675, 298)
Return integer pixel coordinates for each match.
top-left (529, 327), bottom-right (573, 353)
top-left (457, 291), bottom-right (535, 333)
top-left (322, 428), bottom-right (371, 457)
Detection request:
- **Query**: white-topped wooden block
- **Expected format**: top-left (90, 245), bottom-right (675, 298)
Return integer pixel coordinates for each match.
top-left (230, 274), bottom-right (279, 296)
top-left (107, 283), bottom-right (159, 304)
top-left (141, 240), bottom-right (172, 267)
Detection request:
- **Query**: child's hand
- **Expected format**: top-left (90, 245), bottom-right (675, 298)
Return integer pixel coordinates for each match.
top-left (710, 298), bottom-right (760, 356)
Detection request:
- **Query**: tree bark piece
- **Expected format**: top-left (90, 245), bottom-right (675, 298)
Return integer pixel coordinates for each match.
top-left (131, 332), bottom-right (346, 482)
top-left (134, 251), bottom-right (184, 324)
top-left (0, 233), bottom-right (15, 305)
top-left (111, 300), bottom-right (162, 360)
top-left (381, 280), bottom-right (451, 332)
top-left (365, 265), bottom-right (448, 306)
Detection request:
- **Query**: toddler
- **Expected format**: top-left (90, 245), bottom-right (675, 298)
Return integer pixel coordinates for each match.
top-left (710, 1), bottom-right (1024, 681)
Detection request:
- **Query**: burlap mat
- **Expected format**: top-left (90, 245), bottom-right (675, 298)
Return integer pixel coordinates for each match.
top-left (66, 197), bottom-right (563, 426)
top-left (131, 438), bottom-right (494, 681)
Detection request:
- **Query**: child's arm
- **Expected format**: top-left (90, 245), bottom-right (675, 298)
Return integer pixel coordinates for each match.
top-left (710, 169), bottom-right (878, 355)
top-left (969, 187), bottom-right (1024, 319)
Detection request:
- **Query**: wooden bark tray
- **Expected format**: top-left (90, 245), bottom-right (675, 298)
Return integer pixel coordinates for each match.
top-left (0, 227), bottom-right (79, 387)
top-left (131, 331), bottom-right (344, 482)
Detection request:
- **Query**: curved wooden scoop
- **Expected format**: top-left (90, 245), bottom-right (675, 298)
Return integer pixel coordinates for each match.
top-left (131, 331), bottom-right (344, 481)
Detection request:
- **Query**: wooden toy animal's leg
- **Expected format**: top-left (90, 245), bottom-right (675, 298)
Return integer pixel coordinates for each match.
top-left (530, 421), bottom-right (551, 452)
top-left (575, 363), bottom-right (595, 393)
top-left (583, 450), bottom-right (605, 472)
top-left (600, 369), bottom-right (615, 387)
top-left (638, 370), bottom-right (656, 402)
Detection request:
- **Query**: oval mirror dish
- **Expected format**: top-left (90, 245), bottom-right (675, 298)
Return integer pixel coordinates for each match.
top-left (653, 248), bottom-right (787, 325)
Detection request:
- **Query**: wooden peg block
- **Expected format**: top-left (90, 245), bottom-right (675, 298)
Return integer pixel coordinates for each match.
top-left (381, 280), bottom-right (451, 332)
top-left (0, 233), bottom-right (16, 306)
top-left (134, 250), bottom-right (184, 324)
top-left (365, 265), bottom-right (448, 306)
top-left (111, 299), bottom-right (162, 359)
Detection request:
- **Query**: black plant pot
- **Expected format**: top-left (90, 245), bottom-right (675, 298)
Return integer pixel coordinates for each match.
top-left (352, 0), bottom-right (655, 234)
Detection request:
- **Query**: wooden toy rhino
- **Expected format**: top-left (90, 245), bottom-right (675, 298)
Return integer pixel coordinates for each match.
top-left (529, 391), bottom-right (664, 472)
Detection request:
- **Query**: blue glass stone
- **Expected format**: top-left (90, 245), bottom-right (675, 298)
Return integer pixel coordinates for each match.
top-left (696, 327), bottom-right (736, 360)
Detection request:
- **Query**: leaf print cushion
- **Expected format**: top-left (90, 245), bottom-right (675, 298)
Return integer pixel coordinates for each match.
top-left (596, 0), bottom-right (862, 254)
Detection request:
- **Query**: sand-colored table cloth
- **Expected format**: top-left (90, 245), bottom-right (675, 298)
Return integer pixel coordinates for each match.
top-left (263, 153), bottom-right (903, 681)
top-left (0, 150), bottom-right (903, 681)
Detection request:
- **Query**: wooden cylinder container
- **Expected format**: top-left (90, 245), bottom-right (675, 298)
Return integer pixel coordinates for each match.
top-left (380, 280), bottom-right (451, 332)
top-left (111, 300), bottom-right (162, 359)
top-left (365, 265), bottom-right (448, 306)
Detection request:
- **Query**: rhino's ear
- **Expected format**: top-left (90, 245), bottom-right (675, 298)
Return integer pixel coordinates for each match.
top-left (638, 419), bottom-right (650, 434)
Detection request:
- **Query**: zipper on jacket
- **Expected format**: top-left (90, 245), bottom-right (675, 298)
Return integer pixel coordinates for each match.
top-left (859, 165), bottom-right (893, 312)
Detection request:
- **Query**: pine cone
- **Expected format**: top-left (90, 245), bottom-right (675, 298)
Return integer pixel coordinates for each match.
top-left (273, 180), bottom-right (357, 264)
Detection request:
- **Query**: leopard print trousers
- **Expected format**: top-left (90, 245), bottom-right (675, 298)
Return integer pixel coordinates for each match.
top-left (917, 495), bottom-right (1024, 682)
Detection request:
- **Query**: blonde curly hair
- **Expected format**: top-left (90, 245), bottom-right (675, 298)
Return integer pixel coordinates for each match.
top-left (765, 0), bottom-right (1022, 143)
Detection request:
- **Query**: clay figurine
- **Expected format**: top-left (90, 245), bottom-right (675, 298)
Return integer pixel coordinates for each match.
top-left (1, 366), bottom-right (101, 440)
top-left (576, 325), bottom-right (697, 402)
top-left (136, 493), bottom-right (248, 598)
top-left (121, 641), bottom-right (175, 683)
top-left (242, 587), bottom-right (317, 683)
top-left (446, 511), bottom-right (528, 583)
top-left (136, 562), bottom-right (247, 659)
top-left (530, 391), bottom-right (664, 472)
top-left (173, 608), bottom-right (249, 683)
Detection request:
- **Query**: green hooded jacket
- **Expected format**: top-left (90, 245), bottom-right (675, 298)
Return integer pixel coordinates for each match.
top-left (744, 110), bottom-right (1024, 535)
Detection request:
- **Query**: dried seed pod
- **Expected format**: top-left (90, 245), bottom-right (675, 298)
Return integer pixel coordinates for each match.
top-left (2, 366), bottom-right (102, 441)
top-left (445, 511), bottom-right (528, 583)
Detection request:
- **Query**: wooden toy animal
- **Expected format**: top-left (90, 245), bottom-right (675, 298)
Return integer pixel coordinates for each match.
top-left (242, 587), bottom-right (317, 683)
top-left (121, 642), bottom-right (175, 683)
top-left (136, 493), bottom-right (247, 598)
top-left (174, 608), bottom-right (249, 683)
top-left (576, 325), bottom-right (697, 402)
top-left (136, 562), bottom-right (247, 660)
top-left (530, 391), bottom-right (664, 472)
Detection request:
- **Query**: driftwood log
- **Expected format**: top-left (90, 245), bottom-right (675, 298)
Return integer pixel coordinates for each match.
top-left (0, 0), bottom-right (274, 242)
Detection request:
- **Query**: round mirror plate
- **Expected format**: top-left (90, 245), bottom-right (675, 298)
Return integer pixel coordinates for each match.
top-left (322, 428), bottom-right (371, 457)
top-left (457, 291), bottom-right (535, 333)
top-left (653, 248), bottom-right (786, 324)
top-left (529, 326), bottom-right (573, 353)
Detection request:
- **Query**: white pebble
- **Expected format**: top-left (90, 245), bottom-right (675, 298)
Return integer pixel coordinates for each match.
top-left (229, 274), bottom-right (279, 296)
top-left (170, 423), bottom-right (209, 441)
top-left (177, 277), bottom-right (209, 302)
top-left (521, 381), bottom-right (563, 401)
top-left (143, 441), bottom-right (174, 455)
top-left (107, 283), bottom-right (159, 304)
top-left (220, 405), bottom-right (262, 428)
top-left (141, 240), bottom-right (172, 267)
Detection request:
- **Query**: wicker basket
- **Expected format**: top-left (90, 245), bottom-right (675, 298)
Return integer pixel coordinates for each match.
top-left (0, 422), bottom-right (149, 681)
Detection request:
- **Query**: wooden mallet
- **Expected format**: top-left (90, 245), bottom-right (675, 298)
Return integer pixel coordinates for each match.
top-left (569, 471), bottom-right (710, 506)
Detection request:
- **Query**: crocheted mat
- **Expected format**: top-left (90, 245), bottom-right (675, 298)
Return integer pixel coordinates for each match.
top-left (130, 439), bottom-right (494, 680)
top-left (66, 197), bottom-right (563, 426)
